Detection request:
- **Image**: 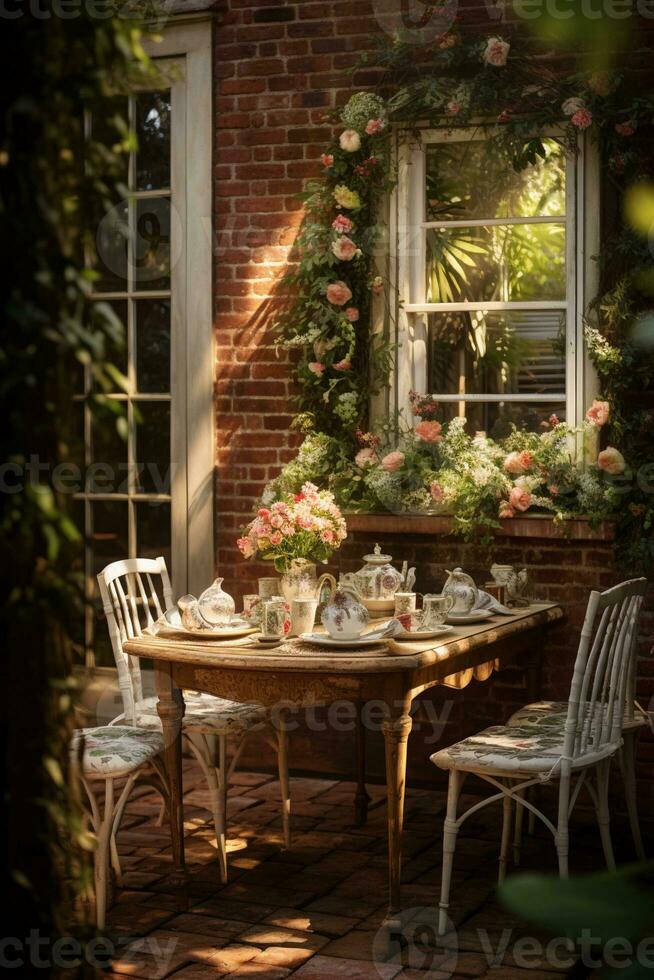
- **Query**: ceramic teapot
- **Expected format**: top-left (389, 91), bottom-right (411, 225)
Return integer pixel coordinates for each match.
top-left (442, 568), bottom-right (479, 614)
top-left (320, 586), bottom-right (370, 640)
top-left (197, 577), bottom-right (236, 626)
top-left (340, 544), bottom-right (404, 601)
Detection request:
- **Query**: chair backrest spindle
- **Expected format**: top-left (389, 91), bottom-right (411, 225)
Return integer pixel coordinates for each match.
top-left (97, 557), bottom-right (174, 725)
top-left (563, 578), bottom-right (647, 765)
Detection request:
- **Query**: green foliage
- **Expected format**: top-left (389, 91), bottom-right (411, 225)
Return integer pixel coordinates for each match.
top-left (1, 4), bottom-right (159, 956)
top-left (500, 864), bottom-right (654, 978)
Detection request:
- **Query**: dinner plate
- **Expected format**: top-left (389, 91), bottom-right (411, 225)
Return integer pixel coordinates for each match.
top-left (299, 632), bottom-right (389, 649)
top-left (159, 609), bottom-right (256, 640)
top-left (446, 611), bottom-right (494, 624)
top-left (393, 625), bottom-right (453, 640)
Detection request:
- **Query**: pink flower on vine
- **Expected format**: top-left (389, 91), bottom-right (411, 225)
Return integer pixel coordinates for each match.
top-left (334, 359), bottom-right (352, 371)
top-left (365, 118), bottom-right (385, 135)
top-left (571, 108), bottom-right (593, 130)
top-left (332, 214), bottom-right (353, 234)
top-left (308, 362), bottom-right (325, 376)
top-left (615, 121), bottom-right (635, 137)
top-left (320, 153), bottom-right (334, 167)
top-left (345, 306), bottom-right (359, 322)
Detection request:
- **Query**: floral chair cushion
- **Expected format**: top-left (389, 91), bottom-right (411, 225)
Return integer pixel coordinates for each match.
top-left (72, 726), bottom-right (164, 777)
top-left (131, 692), bottom-right (267, 736)
top-left (430, 719), bottom-right (614, 777)
top-left (507, 700), bottom-right (649, 733)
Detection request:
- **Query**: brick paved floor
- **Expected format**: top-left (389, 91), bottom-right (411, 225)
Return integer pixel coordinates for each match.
top-left (103, 760), bottom-right (642, 979)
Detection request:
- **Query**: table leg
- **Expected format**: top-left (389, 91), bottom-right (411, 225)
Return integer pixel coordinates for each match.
top-left (382, 710), bottom-right (413, 922)
top-left (155, 663), bottom-right (186, 882)
top-left (354, 702), bottom-right (371, 826)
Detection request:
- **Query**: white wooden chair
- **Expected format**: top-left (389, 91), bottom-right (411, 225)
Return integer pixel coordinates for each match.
top-left (71, 725), bottom-right (169, 929)
top-left (97, 557), bottom-right (291, 883)
top-left (505, 589), bottom-right (650, 861)
top-left (430, 577), bottom-right (648, 936)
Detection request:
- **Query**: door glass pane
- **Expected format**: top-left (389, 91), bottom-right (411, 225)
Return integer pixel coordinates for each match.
top-left (134, 197), bottom-right (171, 291)
top-left (89, 404), bottom-right (128, 493)
top-left (136, 299), bottom-right (171, 392)
top-left (136, 90), bottom-right (171, 191)
top-left (425, 138), bottom-right (566, 220)
top-left (95, 200), bottom-right (129, 292)
top-left (427, 311), bottom-right (566, 396)
top-left (134, 401), bottom-right (170, 495)
top-left (425, 223), bottom-right (566, 303)
top-left (91, 500), bottom-right (129, 571)
top-left (136, 501), bottom-right (171, 574)
top-left (440, 401), bottom-right (566, 438)
top-left (92, 299), bottom-right (128, 385)
top-left (90, 97), bottom-right (129, 184)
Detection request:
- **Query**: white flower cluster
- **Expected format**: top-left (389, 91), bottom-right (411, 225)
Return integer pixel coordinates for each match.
top-left (334, 390), bottom-right (359, 424)
top-left (340, 91), bottom-right (386, 134)
top-left (279, 325), bottom-right (322, 349)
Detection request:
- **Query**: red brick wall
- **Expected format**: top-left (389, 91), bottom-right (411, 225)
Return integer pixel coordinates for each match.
top-left (211, 1), bottom-right (654, 811)
top-left (213, 0), bottom-right (386, 585)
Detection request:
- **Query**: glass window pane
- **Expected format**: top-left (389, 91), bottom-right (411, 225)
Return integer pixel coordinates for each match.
top-left (88, 404), bottom-right (128, 493)
top-left (90, 500), bottom-right (129, 570)
top-left (92, 300), bottom-right (128, 385)
top-left (134, 401), bottom-right (170, 495)
top-left (439, 401), bottom-right (566, 439)
top-left (427, 311), bottom-right (566, 397)
top-left (425, 223), bottom-right (566, 303)
top-left (90, 97), bottom-right (129, 185)
top-left (95, 200), bottom-right (129, 292)
top-left (136, 299), bottom-right (171, 393)
top-left (136, 501), bottom-right (171, 578)
top-left (425, 138), bottom-right (566, 220)
top-left (135, 90), bottom-right (171, 191)
top-left (134, 197), bottom-right (171, 291)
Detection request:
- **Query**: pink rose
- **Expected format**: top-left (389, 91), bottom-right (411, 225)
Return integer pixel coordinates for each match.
top-left (339, 129), bottom-right (361, 152)
top-left (281, 523), bottom-right (295, 536)
top-left (332, 215), bottom-right (353, 234)
top-left (549, 414), bottom-right (560, 427)
top-left (499, 501), bottom-right (515, 519)
top-left (320, 153), bottom-right (334, 167)
top-left (548, 485), bottom-right (560, 496)
top-left (597, 447), bottom-right (626, 475)
top-left (269, 530), bottom-right (283, 546)
top-left (381, 450), bottom-right (405, 473)
top-left (365, 118), bottom-right (385, 135)
top-left (326, 281), bottom-right (353, 306)
top-left (519, 450), bottom-right (534, 470)
top-left (355, 447), bottom-right (377, 468)
top-left (321, 528), bottom-right (335, 544)
top-left (483, 37), bottom-right (510, 67)
top-left (430, 481), bottom-right (445, 503)
top-left (331, 236), bottom-right (358, 261)
top-left (415, 420), bottom-right (443, 443)
top-left (334, 359), bottom-right (352, 371)
top-left (509, 486), bottom-right (532, 512)
top-left (504, 451), bottom-right (528, 475)
top-left (446, 101), bottom-right (461, 116)
top-left (270, 514), bottom-right (284, 529)
top-left (586, 399), bottom-right (609, 427)
top-left (345, 306), bottom-right (359, 322)
top-left (308, 361), bottom-right (325, 375)
top-left (615, 121), bottom-right (635, 137)
top-left (237, 536), bottom-right (255, 558)
top-left (257, 508), bottom-right (270, 519)
top-left (571, 108), bottom-right (593, 130)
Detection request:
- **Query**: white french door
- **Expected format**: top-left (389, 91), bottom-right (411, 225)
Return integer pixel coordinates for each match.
top-left (77, 21), bottom-right (213, 668)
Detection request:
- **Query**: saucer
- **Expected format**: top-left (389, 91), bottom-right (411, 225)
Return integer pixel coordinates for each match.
top-left (446, 611), bottom-right (494, 624)
top-left (299, 632), bottom-right (389, 649)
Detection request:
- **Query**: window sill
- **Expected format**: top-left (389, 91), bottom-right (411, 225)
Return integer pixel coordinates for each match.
top-left (345, 512), bottom-right (615, 542)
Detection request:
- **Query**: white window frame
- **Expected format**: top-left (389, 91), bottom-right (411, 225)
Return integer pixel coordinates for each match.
top-left (386, 125), bottom-right (599, 429)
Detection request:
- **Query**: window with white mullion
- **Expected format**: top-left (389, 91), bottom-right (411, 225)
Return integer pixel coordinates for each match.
top-left (396, 126), bottom-right (577, 438)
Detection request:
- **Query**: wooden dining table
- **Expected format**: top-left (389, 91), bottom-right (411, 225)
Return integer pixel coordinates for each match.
top-left (125, 601), bottom-right (563, 935)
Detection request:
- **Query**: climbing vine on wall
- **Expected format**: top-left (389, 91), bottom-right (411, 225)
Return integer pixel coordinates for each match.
top-left (269, 26), bottom-right (654, 571)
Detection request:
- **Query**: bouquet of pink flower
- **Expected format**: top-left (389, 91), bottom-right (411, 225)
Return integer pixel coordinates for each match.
top-left (237, 482), bottom-right (348, 572)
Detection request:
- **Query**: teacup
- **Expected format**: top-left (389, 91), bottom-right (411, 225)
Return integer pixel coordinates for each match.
top-left (290, 597), bottom-right (318, 637)
top-left (258, 577), bottom-right (280, 598)
top-left (261, 598), bottom-right (291, 638)
top-left (421, 593), bottom-right (454, 627)
top-left (394, 592), bottom-right (417, 616)
top-left (242, 593), bottom-right (262, 624)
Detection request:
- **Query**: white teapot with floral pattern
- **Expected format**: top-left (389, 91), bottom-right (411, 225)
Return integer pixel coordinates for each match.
top-left (340, 544), bottom-right (404, 602)
top-left (442, 568), bottom-right (479, 614)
